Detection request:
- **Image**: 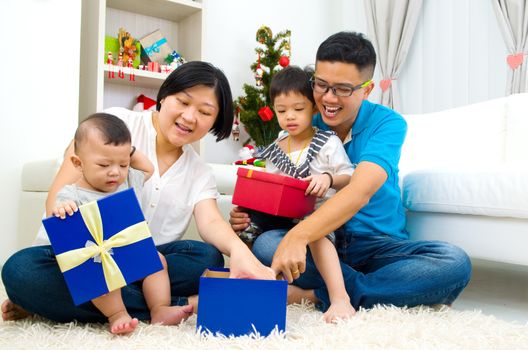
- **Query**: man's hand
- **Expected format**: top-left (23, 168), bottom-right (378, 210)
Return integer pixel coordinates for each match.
top-left (52, 200), bottom-right (78, 219)
top-left (229, 206), bottom-right (250, 232)
top-left (271, 231), bottom-right (308, 283)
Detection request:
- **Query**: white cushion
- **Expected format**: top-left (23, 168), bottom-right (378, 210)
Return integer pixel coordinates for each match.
top-left (21, 158), bottom-right (61, 192)
top-left (400, 97), bottom-right (507, 174)
top-left (505, 92), bottom-right (528, 164)
top-left (208, 163), bottom-right (238, 195)
top-left (402, 166), bottom-right (528, 219)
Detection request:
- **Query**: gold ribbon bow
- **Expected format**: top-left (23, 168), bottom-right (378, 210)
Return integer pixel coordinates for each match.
top-left (55, 201), bottom-right (151, 292)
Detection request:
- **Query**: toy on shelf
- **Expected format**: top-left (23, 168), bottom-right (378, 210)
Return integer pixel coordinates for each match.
top-left (140, 29), bottom-right (173, 64)
top-left (127, 57), bottom-right (135, 81)
top-left (117, 52), bottom-right (125, 79)
top-left (106, 52), bottom-right (115, 79)
top-left (118, 28), bottom-right (138, 67)
top-left (147, 61), bottom-right (160, 73)
top-left (165, 50), bottom-right (186, 71)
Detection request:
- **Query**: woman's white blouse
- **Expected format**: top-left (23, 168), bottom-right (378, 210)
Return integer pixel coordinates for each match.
top-left (106, 107), bottom-right (218, 245)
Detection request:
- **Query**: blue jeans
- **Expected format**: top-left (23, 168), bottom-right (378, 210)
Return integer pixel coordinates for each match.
top-left (1, 240), bottom-right (224, 323)
top-left (252, 229), bottom-right (472, 312)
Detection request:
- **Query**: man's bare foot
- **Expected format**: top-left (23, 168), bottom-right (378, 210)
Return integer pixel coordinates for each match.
top-left (1, 299), bottom-right (31, 321)
top-left (287, 285), bottom-right (317, 305)
top-left (108, 310), bottom-right (139, 334)
top-left (150, 304), bottom-right (193, 325)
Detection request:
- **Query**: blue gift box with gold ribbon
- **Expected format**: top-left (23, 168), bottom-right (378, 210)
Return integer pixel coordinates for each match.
top-left (42, 188), bottom-right (163, 306)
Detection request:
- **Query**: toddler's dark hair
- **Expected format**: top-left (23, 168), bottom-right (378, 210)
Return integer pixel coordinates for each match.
top-left (270, 65), bottom-right (315, 106)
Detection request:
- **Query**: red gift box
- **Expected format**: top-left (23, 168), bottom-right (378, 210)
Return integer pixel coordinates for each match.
top-left (147, 61), bottom-right (160, 72)
top-left (232, 168), bottom-right (316, 218)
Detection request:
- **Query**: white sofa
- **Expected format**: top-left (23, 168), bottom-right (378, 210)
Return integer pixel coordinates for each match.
top-left (400, 93), bottom-right (528, 266)
top-left (16, 93), bottom-right (528, 266)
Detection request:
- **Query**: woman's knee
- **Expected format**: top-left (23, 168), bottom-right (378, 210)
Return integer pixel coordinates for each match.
top-left (2, 247), bottom-right (41, 288)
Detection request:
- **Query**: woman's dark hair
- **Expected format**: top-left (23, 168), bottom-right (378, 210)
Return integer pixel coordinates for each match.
top-left (270, 65), bottom-right (315, 106)
top-left (316, 31), bottom-right (377, 79)
top-left (156, 61), bottom-right (234, 141)
top-left (74, 113), bottom-right (131, 153)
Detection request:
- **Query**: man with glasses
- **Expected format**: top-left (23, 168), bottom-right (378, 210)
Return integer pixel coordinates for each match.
top-left (231, 31), bottom-right (471, 313)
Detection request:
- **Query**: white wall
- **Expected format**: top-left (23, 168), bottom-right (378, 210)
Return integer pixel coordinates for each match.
top-left (201, 0), bottom-right (509, 162)
top-left (0, 0), bottom-right (81, 264)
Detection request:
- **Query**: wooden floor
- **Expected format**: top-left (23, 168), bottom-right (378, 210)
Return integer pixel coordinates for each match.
top-left (453, 259), bottom-right (528, 324)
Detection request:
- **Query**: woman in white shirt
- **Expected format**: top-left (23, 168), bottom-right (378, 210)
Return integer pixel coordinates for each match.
top-left (1, 61), bottom-right (274, 323)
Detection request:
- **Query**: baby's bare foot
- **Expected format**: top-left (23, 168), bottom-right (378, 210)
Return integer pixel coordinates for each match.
top-left (150, 304), bottom-right (193, 325)
top-left (1, 299), bottom-right (31, 321)
top-left (108, 310), bottom-right (139, 334)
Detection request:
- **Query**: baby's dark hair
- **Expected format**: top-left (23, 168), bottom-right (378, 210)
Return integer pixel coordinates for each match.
top-left (74, 113), bottom-right (131, 153)
top-left (270, 65), bottom-right (315, 106)
top-left (316, 31), bottom-right (376, 79)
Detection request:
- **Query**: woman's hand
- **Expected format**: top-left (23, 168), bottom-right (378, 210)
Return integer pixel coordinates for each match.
top-left (228, 245), bottom-right (275, 280)
top-left (229, 206), bottom-right (251, 232)
top-left (194, 199), bottom-right (274, 280)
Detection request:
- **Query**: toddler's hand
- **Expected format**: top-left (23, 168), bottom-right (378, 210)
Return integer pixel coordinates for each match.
top-left (303, 174), bottom-right (331, 197)
top-left (52, 201), bottom-right (78, 219)
top-left (323, 298), bottom-right (356, 323)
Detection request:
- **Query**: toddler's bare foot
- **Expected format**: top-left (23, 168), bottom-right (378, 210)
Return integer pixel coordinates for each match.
top-left (323, 298), bottom-right (356, 323)
top-left (287, 285), bottom-right (317, 305)
top-left (1, 299), bottom-right (31, 321)
top-left (150, 304), bottom-right (193, 325)
top-left (108, 310), bottom-right (139, 334)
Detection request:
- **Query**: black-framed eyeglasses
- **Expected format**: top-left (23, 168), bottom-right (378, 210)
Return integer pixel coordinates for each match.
top-left (310, 77), bottom-right (372, 97)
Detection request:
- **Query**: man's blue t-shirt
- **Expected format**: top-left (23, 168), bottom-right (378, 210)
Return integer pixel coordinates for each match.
top-left (313, 100), bottom-right (408, 239)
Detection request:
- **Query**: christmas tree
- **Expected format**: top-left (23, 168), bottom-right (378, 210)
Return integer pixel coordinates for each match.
top-left (234, 26), bottom-right (292, 147)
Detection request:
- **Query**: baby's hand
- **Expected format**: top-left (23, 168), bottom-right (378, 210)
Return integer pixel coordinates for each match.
top-left (52, 201), bottom-right (78, 219)
top-left (303, 174), bottom-right (332, 197)
top-left (323, 298), bottom-right (356, 323)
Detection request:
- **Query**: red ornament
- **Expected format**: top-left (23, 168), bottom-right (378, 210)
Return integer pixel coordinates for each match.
top-left (258, 106), bottom-right (274, 122)
top-left (279, 55), bottom-right (290, 67)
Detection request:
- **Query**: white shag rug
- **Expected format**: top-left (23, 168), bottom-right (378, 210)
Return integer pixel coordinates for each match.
top-left (1, 284), bottom-right (528, 350)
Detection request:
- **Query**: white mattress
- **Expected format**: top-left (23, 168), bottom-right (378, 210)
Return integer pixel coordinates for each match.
top-left (402, 166), bottom-right (528, 219)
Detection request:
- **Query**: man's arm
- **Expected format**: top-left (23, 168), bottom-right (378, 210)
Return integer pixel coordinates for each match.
top-left (271, 161), bottom-right (387, 282)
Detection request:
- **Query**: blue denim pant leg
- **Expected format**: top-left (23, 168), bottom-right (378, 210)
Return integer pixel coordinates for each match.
top-left (333, 234), bottom-right (472, 310)
top-left (252, 230), bottom-right (472, 312)
top-left (1, 240), bottom-right (223, 323)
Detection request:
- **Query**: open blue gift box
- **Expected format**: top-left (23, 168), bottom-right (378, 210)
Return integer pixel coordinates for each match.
top-left (42, 188), bottom-right (162, 306)
top-left (197, 267), bottom-right (288, 337)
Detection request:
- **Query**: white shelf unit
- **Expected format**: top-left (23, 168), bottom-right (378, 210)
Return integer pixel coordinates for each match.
top-left (79, 0), bottom-right (203, 122)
